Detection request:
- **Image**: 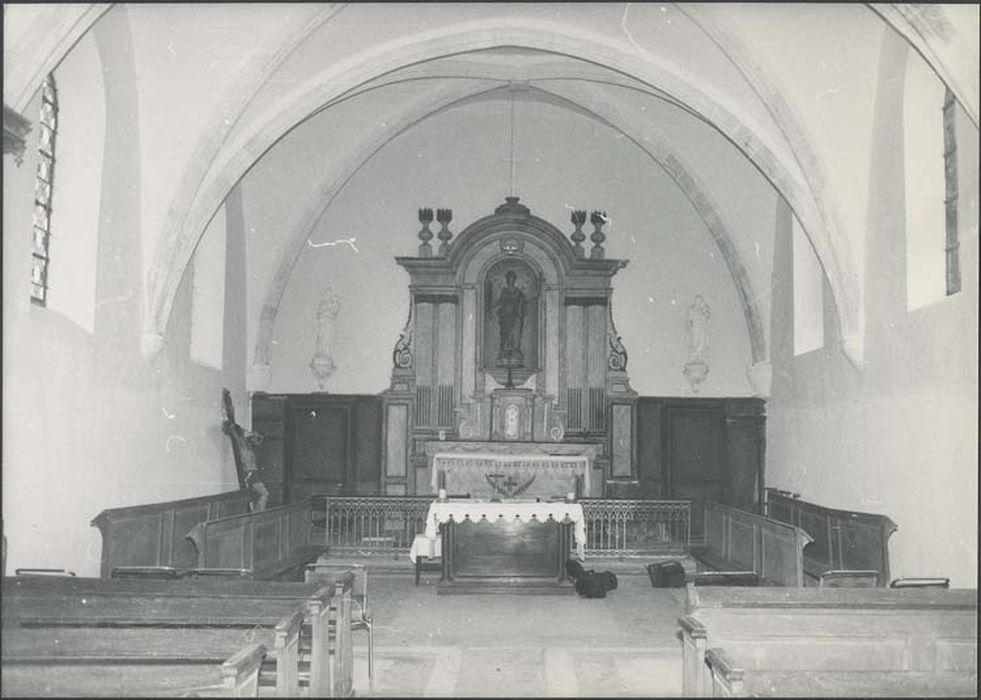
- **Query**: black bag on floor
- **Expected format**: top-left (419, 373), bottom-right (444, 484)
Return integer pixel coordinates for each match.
top-left (647, 561), bottom-right (686, 588)
top-left (596, 570), bottom-right (618, 591)
top-left (574, 571), bottom-right (607, 598)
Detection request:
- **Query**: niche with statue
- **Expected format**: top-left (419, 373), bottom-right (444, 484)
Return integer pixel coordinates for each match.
top-left (380, 197), bottom-right (637, 496)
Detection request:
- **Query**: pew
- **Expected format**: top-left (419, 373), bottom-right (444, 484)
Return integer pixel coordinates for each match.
top-left (704, 646), bottom-right (978, 697)
top-left (186, 498), bottom-right (326, 581)
top-left (692, 501), bottom-right (813, 587)
top-left (1, 573), bottom-right (355, 697)
top-left (1, 641), bottom-right (268, 697)
top-left (91, 490), bottom-right (252, 578)
top-left (765, 488), bottom-right (898, 586)
top-left (679, 585), bottom-right (978, 697)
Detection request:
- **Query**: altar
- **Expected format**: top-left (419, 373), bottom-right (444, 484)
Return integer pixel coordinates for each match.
top-left (380, 198), bottom-right (638, 498)
top-left (419, 498), bottom-right (586, 594)
top-left (425, 440), bottom-right (597, 499)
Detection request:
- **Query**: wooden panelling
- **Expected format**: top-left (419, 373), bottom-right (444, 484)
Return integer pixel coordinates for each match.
top-left (699, 501), bottom-right (813, 586)
top-left (633, 398), bottom-right (765, 536)
top-left (765, 489), bottom-right (898, 586)
top-left (91, 491), bottom-right (252, 577)
top-left (185, 499), bottom-right (325, 580)
top-left (254, 393), bottom-right (383, 501)
top-left (682, 587), bottom-right (978, 697)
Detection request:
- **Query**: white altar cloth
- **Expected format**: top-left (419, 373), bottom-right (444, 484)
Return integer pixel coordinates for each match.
top-left (430, 452), bottom-right (590, 498)
top-left (421, 499), bottom-right (586, 560)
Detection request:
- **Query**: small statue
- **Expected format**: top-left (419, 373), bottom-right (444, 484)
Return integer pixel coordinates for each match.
top-left (310, 287), bottom-right (341, 390)
top-left (683, 295), bottom-right (711, 393)
top-left (495, 270), bottom-right (527, 366)
top-left (685, 295), bottom-right (711, 365)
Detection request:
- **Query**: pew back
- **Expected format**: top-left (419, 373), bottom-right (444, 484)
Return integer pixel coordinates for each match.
top-left (766, 489), bottom-right (898, 586)
top-left (680, 586), bottom-right (978, 696)
top-left (91, 490), bottom-right (252, 578)
top-left (186, 498), bottom-right (325, 580)
top-left (1, 574), bottom-right (355, 697)
top-left (699, 502), bottom-right (813, 586)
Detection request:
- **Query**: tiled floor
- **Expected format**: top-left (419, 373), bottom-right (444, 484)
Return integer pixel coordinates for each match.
top-left (348, 570), bottom-right (686, 697)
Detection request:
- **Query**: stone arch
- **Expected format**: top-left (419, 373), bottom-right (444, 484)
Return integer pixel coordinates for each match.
top-left (4, 3), bottom-right (111, 114)
top-left (146, 16), bottom-right (858, 368)
top-left (251, 81), bottom-right (770, 384)
top-left (868, 3), bottom-right (979, 127)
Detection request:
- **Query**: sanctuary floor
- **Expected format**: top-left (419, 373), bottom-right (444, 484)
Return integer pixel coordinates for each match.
top-left (347, 568), bottom-right (685, 697)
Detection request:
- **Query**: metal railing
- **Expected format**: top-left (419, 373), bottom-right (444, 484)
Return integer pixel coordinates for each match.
top-left (315, 495), bottom-right (690, 559)
top-left (580, 498), bottom-right (691, 557)
top-left (316, 496), bottom-right (431, 555)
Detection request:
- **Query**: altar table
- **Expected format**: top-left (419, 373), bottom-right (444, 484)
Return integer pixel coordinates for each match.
top-left (419, 499), bottom-right (586, 593)
top-left (429, 452), bottom-right (591, 499)
top-left (423, 499), bottom-right (586, 559)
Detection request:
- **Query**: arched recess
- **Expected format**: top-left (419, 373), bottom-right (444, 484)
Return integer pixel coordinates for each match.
top-left (3, 3), bottom-right (112, 114)
top-left (869, 3), bottom-right (979, 127)
top-left (145, 17), bottom-right (858, 368)
top-left (676, 4), bottom-right (863, 365)
top-left (250, 79), bottom-right (769, 386)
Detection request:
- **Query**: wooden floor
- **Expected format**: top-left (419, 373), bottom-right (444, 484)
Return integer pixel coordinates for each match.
top-left (349, 568), bottom-right (686, 697)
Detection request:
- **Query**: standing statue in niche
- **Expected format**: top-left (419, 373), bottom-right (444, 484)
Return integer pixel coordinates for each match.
top-left (309, 287), bottom-right (341, 391)
top-left (495, 270), bottom-right (527, 365)
top-left (683, 294), bottom-right (711, 393)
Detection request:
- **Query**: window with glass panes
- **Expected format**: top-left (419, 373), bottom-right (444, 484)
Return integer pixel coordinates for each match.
top-left (942, 88), bottom-right (960, 296)
top-left (31, 74), bottom-right (58, 305)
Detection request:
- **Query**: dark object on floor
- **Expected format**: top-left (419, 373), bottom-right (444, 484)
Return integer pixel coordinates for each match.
top-left (566, 560), bottom-right (618, 599)
top-left (596, 570), bottom-right (618, 591)
top-left (646, 561), bottom-right (686, 588)
top-left (693, 570), bottom-right (760, 586)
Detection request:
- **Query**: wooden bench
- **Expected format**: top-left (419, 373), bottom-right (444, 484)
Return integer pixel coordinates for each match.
top-left (1, 574), bottom-right (355, 697)
top-left (1, 641), bottom-right (269, 697)
top-left (691, 501), bottom-right (813, 587)
top-left (91, 490), bottom-right (252, 578)
top-left (704, 647), bottom-right (977, 697)
top-left (765, 488), bottom-right (898, 586)
top-left (186, 498), bottom-right (326, 581)
top-left (679, 585), bottom-right (978, 696)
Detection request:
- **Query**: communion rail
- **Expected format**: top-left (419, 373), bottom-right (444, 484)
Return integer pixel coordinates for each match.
top-left (314, 495), bottom-right (690, 558)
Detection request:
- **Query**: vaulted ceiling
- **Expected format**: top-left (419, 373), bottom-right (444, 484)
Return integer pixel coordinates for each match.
top-left (5, 3), bottom-right (979, 388)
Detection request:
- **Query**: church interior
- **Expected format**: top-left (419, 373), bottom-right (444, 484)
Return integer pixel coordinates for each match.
top-left (2, 3), bottom-right (978, 697)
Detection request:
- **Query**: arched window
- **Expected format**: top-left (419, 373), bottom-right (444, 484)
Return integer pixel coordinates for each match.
top-left (942, 87), bottom-right (960, 296)
top-left (31, 74), bottom-right (58, 306)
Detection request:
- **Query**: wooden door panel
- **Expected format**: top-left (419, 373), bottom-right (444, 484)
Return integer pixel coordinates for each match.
top-left (289, 406), bottom-right (348, 498)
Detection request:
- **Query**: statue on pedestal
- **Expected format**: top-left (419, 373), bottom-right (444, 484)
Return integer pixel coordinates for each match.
top-left (495, 270), bottom-right (527, 366)
top-left (683, 294), bottom-right (711, 393)
top-left (310, 286), bottom-right (341, 391)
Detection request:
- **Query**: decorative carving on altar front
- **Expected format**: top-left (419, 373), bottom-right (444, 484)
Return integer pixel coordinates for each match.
top-left (382, 197), bottom-right (638, 495)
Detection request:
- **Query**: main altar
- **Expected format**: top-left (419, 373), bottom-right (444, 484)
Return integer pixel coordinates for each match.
top-left (380, 198), bottom-right (637, 498)
top-left (382, 198), bottom-right (636, 591)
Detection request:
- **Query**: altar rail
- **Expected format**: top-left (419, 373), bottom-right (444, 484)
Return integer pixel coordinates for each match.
top-left (315, 495), bottom-right (690, 558)
top-left (580, 499), bottom-right (690, 556)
